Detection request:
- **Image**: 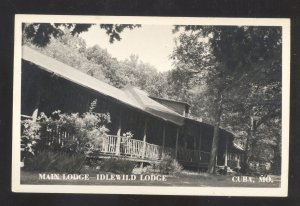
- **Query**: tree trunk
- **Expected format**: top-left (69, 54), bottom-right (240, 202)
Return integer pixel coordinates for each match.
top-left (242, 118), bottom-right (257, 173)
top-left (207, 92), bottom-right (223, 174)
top-left (208, 124), bottom-right (221, 174)
top-left (272, 135), bottom-right (281, 175)
top-left (242, 130), bottom-right (251, 172)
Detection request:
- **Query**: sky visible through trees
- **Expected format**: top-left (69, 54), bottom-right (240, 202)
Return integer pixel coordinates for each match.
top-left (79, 24), bottom-right (176, 72)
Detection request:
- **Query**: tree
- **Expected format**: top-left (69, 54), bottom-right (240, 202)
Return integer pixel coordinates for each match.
top-left (172, 30), bottom-right (228, 173)
top-left (23, 23), bottom-right (141, 47)
top-left (85, 45), bottom-right (126, 88)
top-left (119, 55), bottom-right (159, 91)
top-left (172, 26), bottom-right (282, 173)
top-left (26, 30), bottom-right (109, 83)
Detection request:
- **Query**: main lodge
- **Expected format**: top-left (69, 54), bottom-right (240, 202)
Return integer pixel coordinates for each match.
top-left (21, 46), bottom-right (244, 170)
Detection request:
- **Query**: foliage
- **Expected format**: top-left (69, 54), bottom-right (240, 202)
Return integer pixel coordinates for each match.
top-left (118, 54), bottom-right (160, 92)
top-left (156, 155), bottom-right (183, 175)
top-left (21, 110), bottom-right (111, 156)
top-left (171, 26), bottom-right (282, 173)
top-left (26, 32), bottom-right (109, 83)
top-left (121, 131), bottom-right (134, 143)
top-left (122, 131), bottom-right (134, 139)
top-left (21, 119), bottom-right (40, 159)
top-left (85, 45), bottom-right (127, 88)
top-left (99, 158), bottom-right (137, 174)
top-left (25, 150), bottom-right (86, 173)
top-left (26, 31), bottom-right (163, 91)
top-left (23, 23), bottom-right (141, 47)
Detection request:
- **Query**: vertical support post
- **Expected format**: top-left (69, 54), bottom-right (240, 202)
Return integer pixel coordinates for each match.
top-left (162, 124), bottom-right (166, 156)
top-left (115, 109), bottom-right (122, 155)
top-left (141, 118), bottom-right (148, 159)
top-left (193, 136), bottom-right (197, 150)
top-left (31, 85), bottom-right (43, 121)
top-left (198, 129), bottom-right (202, 160)
top-left (197, 128), bottom-right (203, 172)
top-left (175, 127), bottom-right (179, 159)
top-left (162, 125), bottom-right (166, 149)
top-left (192, 136), bottom-right (197, 163)
top-left (225, 136), bottom-right (228, 166)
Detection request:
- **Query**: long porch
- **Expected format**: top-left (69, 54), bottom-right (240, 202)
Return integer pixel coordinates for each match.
top-left (88, 135), bottom-right (211, 166)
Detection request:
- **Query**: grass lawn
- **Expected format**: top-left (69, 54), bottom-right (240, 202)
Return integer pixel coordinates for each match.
top-left (20, 169), bottom-right (280, 187)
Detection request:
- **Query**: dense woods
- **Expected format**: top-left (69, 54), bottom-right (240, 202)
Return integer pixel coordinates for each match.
top-left (23, 23), bottom-right (282, 174)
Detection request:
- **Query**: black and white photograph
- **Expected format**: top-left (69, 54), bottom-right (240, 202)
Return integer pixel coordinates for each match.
top-left (12, 15), bottom-right (290, 196)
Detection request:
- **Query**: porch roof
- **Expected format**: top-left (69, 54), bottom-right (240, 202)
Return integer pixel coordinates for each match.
top-left (123, 86), bottom-right (184, 125)
top-left (22, 46), bottom-right (185, 126)
top-left (184, 117), bottom-right (239, 141)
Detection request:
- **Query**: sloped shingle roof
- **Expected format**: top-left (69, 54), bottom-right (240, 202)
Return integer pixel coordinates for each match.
top-left (22, 46), bottom-right (185, 126)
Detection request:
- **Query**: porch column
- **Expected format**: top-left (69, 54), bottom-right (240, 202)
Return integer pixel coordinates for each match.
top-left (224, 136), bottom-right (228, 166)
top-left (197, 129), bottom-right (203, 172)
top-left (193, 136), bottom-right (197, 150)
top-left (175, 127), bottom-right (179, 159)
top-left (162, 124), bottom-right (166, 156)
top-left (141, 118), bottom-right (148, 158)
top-left (115, 109), bottom-right (122, 155)
top-left (31, 83), bottom-right (43, 121)
top-left (198, 129), bottom-right (202, 161)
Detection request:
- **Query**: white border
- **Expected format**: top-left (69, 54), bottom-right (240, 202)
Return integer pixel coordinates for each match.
top-left (12, 15), bottom-right (290, 196)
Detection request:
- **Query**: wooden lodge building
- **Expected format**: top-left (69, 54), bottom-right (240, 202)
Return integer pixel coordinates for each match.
top-left (21, 46), bottom-right (244, 170)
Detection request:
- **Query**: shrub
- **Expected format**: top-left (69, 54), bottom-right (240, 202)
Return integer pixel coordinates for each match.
top-left (25, 150), bottom-right (86, 173)
top-left (99, 158), bottom-right (137, 174)
top-left (21, 110), bottom-right (111, 156)
top-left (21, 119), bottom-right (41, 160)
top-left (157, 154), bottom-right (183, 175)
top-left (52, 152), bottom-right (86, 173)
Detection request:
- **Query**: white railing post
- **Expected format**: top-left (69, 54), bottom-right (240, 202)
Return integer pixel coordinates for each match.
top-left (142, 118), bottom-right (148, 159)
top-left (115, 110), bottom-right (122, 155)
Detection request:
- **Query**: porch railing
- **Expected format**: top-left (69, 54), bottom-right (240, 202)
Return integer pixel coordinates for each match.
top-left (177, 146), bottom-right (210, 163)
top-left (99, 135), bottom-right (118, 154)
top-left (145, 142), bottom-right (162, 159)
top-left (161, 146), bottom-right (210, 164)
top-left (21, 117), bottom-right (210, 163)
top-left (120, 138), bottom-right (145, 158)
top-left (101, 135), bottom-right (162, 160)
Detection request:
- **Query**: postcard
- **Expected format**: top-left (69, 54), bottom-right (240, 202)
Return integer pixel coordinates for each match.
top-left (12, 15), bottom-right (290, 196)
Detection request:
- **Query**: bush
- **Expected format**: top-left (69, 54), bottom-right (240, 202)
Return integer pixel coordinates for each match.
top-left (156, 155), bottom-right (183, 175)
top-left (21, 119), bottom-right (41, 160)
top-left (21, 110), bottom-right (111, 156)
top-left (25, 150), bottom-right (86, 173)
top-left (99, 158), bottom-right (137, 174)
